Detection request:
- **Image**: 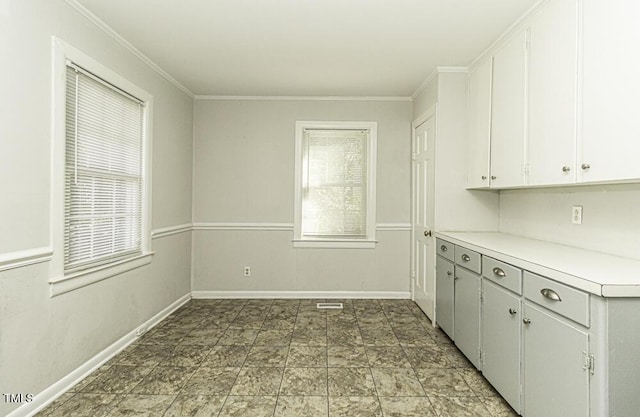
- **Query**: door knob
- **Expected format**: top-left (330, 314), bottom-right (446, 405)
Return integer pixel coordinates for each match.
top-left (509, 308), bottom-right (517, 315)
top-left (562, 166), bottom-right (571, 172)
top-left (523, 318), bottom-right (531, 325)
top-left (581, 163), bottom-right (591, 170)
top-left (424, 230), bottom-right (432, 237)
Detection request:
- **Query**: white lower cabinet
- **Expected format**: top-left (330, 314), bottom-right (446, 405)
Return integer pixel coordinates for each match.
top-left (481, 279), bottom-right (521, 413)
top-left (435, 254), bottom-right (455, 339)
top-left (454, 266), bottom-right (481, 369)
top-left (522, 302), bottom-right (589, 417)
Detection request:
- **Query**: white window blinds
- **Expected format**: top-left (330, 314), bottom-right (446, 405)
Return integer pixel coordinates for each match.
top-left (64, 63), bottom-right (144, 273)
top-left (301, 129), bottom-right (368, 238)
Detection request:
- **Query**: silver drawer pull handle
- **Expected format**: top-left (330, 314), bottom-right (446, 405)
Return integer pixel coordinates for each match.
top-left (540, 288), bottom-right (562, 302)
top-left (581, 163), bottom-right (590, 170)
top-left (562, 166), bottom-right (571, 172)
top-left (447, 271), bottom-right (452, 276)
top-left (440, 245), bottom-right (448, 252)
top-left (509, 308), bottom-right (517, 315)
top-left (492, 267), bottom-right (506, 277)
top-left (523, 318), bottom-right (531, 325)
top-left (461, 254), bottom-right (471, 262)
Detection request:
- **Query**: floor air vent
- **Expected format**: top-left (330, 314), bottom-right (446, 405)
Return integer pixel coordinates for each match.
top-left (316, 302), bottom-right (344, 310)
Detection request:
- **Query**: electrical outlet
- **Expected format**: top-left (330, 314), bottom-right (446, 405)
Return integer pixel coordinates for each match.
top-left (572, 205), bottom-right (583, 224)
top-left (243, 266), bottom-right (251, 277)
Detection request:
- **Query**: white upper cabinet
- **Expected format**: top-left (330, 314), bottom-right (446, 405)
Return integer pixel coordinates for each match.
top-left (527, 0), bottom-right (578, 186)
top-left (466, 58), bottom-right (493, 189)
top-left (490, 29), bottom-right (528, 188)
top-left (580, 0), bottom-right (640, 183)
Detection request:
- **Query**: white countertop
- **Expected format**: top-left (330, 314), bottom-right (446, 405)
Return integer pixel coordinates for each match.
top-left (436, 231), bottom-right (640, 297)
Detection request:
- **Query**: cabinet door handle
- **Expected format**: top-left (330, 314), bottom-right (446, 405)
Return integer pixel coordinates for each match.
top-left (540, 288), bottom-right (562, 302)
top-left (454, 276), bottom-right (460, 280)
top-left (523, 318), bottom-right (531, 325)
top-left (481, 175), bottom-right (487, 180)
top-left (581, 163), bottom-right (591, 170)
top-left (492, 267), bottom-right (506, 277)
top-left (424, 230), bottom-right (432, 237)
top-left (461, 254), bottom-right (471, 262)
top-left (562, 166), bottom-right (571, 172)
top-left (440, 245), bottom-right (448, 252)
top-left (491, 175), bottom-right (497, 180)
top-left (447, 271), bottom-right (452, 276)
top-left (509, 308), bottom-right (517, 315)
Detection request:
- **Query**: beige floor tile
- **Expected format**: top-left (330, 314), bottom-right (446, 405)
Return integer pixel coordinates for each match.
top-left (275, 396), bottom-right (328, 417)
top-left (218, 396), bottom-right (277, 417)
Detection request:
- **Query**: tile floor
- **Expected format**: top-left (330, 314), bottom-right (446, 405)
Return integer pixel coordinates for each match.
top-left (37, 299), bottom-right (519, 417)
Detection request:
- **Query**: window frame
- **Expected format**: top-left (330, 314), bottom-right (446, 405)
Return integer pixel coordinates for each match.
top-left (50, 37), bottom-right (154, 296)
top-left (293, 121), bottom-right (377, 249)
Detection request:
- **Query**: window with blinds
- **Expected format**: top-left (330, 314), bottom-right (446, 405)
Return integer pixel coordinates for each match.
top-left (294, 121), bottom-right (377, 248)
top-left (64, 63), bottom-right (145, 273)
top-left (302, 129), bottom-right (368, 238)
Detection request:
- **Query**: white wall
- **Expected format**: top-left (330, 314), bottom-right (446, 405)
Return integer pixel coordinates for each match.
top-left (192, 99), bottom-right (412, 294)
top-left (500, 184), bottom-right (640, 260)
top-left (0, 1), bottom-right (193, 415)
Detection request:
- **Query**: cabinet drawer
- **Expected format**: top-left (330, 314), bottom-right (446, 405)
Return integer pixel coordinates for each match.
top-left (454, 246), bottom-right (481, 274)
top-left (523, 271), bottom-right (590, 327)
top-left (436, 239), bottom-right (454, 261)
top-left (482, 257), bottom-right (523, 295)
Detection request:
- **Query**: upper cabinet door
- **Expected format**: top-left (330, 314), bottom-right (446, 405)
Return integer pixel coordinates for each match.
top-left (527, 0), bottom-right (578, 186)
top-left (581, 0), bottom-right (640, 183)
top-left (466, 58), bottom-right (493, 189)
top-left (490, 29), bottom-right (528, 188)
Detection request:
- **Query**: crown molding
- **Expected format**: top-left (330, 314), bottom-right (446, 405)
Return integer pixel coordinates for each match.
top-left (194, 95), bottom-right (412, 102)
top-left (64, 0), bottom-right (194, 99)
top-left (411, 66), bottom-right (468, 100)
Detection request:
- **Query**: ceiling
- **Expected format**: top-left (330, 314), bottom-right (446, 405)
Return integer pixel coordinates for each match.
top-left (76, 0), bottom-right (538, 97)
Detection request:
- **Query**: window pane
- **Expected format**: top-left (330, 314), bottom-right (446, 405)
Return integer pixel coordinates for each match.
top-left (302, 129), bottom-right (368, 238)
top-left (64, 65), bottom-right (144, 272)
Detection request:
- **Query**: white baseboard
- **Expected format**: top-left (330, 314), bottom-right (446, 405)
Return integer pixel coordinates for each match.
top-left (191, 290), bottom-right (411, 299)
top-left (10, 293), bottom-right (191, 417)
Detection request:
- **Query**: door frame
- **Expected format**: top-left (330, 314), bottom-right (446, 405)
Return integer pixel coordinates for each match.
top-left (411, 104), bottom-right (437, 320)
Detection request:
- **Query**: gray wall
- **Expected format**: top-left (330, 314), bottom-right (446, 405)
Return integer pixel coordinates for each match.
top-left (192, 99), bottom-right (413, 294)
top-left (0, 1), bottom-right (193, 415)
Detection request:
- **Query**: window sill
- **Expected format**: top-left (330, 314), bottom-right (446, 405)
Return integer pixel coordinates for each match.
top-left (49, 252), bottom-right (154, 297)
top-left (292, 239), bottom-right (377, 249)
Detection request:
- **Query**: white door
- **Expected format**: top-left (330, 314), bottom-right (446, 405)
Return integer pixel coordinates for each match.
top-left (412, 114), bottom-right (435, 320)
top-left (527, 0), bottom-right (578, 186)
top-left (490, 28), bottom-right (528, 188)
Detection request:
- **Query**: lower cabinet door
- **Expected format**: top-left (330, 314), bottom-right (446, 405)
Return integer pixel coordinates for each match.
top-left (523, 302), bottom-right (589, 417)
top-left (454, 267), bottom-right (481, 369)
top-left (482, 280), bottom-right (521, 413)
top-left (436, 256), bottom-right (455, 339)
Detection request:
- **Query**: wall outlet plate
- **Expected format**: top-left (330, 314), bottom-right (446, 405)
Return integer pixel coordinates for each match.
top-left (243, 266), bottom-right (251, 277)
top-left (572, 205), bottom-right (583, 224)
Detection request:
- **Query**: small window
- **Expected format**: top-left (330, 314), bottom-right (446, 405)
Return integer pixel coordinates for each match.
top-left (63, 63), bottom-right (146, 272)
top-left (294, 121), bottom-right (377, 248)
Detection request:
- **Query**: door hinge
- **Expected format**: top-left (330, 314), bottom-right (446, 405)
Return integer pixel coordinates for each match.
top-left (583, 352), bottom-right (595, 376)
top-left (479, 289), bottom-right (485, 303)
top-left (478, 348), bottom-right (485, 367)
top-left (411, 152), bottom-right (416, 161)
top-left (411, 269), bottom-right (416, 278)
top-left (522, 163), bottom-right (530, 175)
